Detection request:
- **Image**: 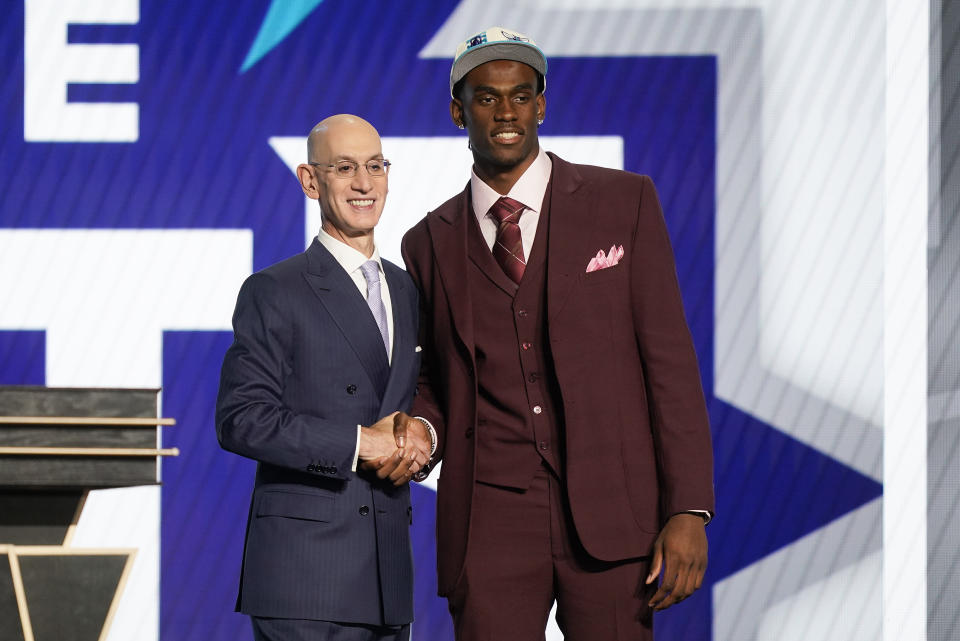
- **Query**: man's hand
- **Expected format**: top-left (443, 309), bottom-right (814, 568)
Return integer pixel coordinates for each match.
top-left (360, 449), bottom-right (420, 486)
top-left (645, 513), bottom-right (708, 611)
top-left (392, 412), bottom-right (431, 462)
top-left (357, 412), bottom-right (429, 486)
top-left (358, 412), bottom-right (401, 462)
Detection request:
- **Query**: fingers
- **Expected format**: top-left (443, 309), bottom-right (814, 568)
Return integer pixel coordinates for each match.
top-left (363, 448), bottom-right (424, 486)
top-left (646, 513), bottom-right (708, 610)
top-left (647, 576), bottom-right (672, 610)
top-left (646, 538), bottom-right (663, 585)
top-left (393, 411), bottom-right (411, 448)
top-left (647, 551), bottom-right (707, 611)
top-left (358, 456), bottom-right (388, 473)
top-left (387, 452), bottom-right (414, 484)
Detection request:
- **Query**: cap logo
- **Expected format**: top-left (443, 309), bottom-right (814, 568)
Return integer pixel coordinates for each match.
top-left (466, 33), bottom-right (487, 50)
top-left (499, 29), bottom-right (529, 43)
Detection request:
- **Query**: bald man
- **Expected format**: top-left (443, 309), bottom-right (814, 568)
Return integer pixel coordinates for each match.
top-left (217, 115), bottom-right (432, 641)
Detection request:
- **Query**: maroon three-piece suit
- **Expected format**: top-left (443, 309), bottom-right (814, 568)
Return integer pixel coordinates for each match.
top-left (401, 153), bottom-right (714, 635)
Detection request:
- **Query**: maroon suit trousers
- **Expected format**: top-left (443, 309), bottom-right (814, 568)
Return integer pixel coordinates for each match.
top-left (446, 465), bottom-right (655, 641)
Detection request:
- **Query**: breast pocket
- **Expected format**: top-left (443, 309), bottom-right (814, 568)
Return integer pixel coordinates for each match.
top-left (579, 264), bottom-right (624, 286)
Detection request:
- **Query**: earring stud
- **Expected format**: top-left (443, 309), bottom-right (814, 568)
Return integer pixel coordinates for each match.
top-left (457, 123), bottom-right (465, 129)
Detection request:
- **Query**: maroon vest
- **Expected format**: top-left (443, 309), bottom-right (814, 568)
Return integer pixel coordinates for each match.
top-left (466, 187), bottom-right (564, 489)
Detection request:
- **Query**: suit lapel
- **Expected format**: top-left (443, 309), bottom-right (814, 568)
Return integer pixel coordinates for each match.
top-left (301, 240), bottom-right (390, 397)
top-left (545, 154), bottom-right (589, 320)
top-left (378, 263), bottom-right (413, 416)
top-left (427, 185), bottom-right (476, 359)
top-left (466, 212), bottom-right (517, 296)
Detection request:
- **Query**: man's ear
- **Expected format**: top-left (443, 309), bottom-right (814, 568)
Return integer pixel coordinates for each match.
top-left (296, 164), bottom-right (320, 200)
top-left (536, 93), bottom-right (546, 122)
top-left (450, 99), bottom-right (464, 129)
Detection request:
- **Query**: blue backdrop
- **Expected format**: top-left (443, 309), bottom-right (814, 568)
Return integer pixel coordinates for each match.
top-left (0, 2), bottom-right (882, 639)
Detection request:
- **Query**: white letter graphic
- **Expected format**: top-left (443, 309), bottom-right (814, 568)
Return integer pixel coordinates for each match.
top-left (24, 0), bottom-right (139, 142)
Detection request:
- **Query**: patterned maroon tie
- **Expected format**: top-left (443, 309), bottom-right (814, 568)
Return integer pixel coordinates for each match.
top-left (489, 196), bottom-right (526, 284)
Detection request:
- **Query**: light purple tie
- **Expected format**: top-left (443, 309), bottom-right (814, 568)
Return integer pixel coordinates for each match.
top-left (360, 260), bottom-right (390, 356)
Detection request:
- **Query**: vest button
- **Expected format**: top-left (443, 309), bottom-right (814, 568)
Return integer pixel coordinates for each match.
top-left (522, 342), bottom-right (532, 350)
top-left (533, 405), bottom-right (543, 415)
top-left (359, 505), bottom-right (370, 516)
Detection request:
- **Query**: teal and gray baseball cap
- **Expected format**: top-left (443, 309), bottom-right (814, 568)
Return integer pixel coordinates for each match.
top-left (450, 26), bottom-right (547, 97)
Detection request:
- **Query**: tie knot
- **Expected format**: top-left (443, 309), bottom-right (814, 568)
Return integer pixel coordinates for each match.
top-left (360, 260), bottom-right (380, 285)
top-left (489, 196), bottom-right (525, 225)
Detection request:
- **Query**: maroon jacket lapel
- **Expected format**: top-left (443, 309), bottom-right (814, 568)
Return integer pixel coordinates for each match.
top-left (545, 153), bottom-right (591, 321)
top-left (425, 183), bottom-right (476, 359)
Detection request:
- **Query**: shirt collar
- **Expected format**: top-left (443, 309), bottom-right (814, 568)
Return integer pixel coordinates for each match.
top-left (471, 147), bottom-right (552, 219)
top-left (316, 227), bottom-right (382, 276)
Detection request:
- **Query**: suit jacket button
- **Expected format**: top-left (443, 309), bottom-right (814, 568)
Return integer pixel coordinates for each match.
top-left (346, 384), bottom-right (357, 394)
top-left (307, 464), bottom-right (316, 472)
top-left (359, 505), bottom-right (370, 516)
top-left (329, 466), bottom-right (338, 474)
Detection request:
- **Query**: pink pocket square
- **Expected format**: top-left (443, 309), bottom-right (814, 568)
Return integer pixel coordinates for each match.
top-left (585, 245), bottom-right (624, 272)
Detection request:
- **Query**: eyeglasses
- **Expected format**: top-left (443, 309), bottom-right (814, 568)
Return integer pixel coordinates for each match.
top-left (309, 159), bottom-right (391, 178)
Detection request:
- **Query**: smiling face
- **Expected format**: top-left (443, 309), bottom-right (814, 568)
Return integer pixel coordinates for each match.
top-left (296, 115), bottom-right (387, 255)
top-left (451, 59), bottom-right (545, 193)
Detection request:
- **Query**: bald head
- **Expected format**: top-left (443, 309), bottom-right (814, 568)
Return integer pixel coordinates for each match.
top-left (296, 114), bottom-right (388, 257)
top-left (307, 114), bottom-right (381, 164)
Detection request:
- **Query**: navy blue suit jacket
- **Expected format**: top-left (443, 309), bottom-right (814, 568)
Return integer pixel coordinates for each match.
top-left (216, 238), bottom-right (420, 625)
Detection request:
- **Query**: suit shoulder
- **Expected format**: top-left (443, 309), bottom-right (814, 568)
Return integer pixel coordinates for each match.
top-left (401, 188), bottom-right (465, 255)
top-left (572, 162), bottom-right (650, 190)
top-left (239, 252), bottom-right (307, 297)
top-left (382, 257), bottom-right (414, 285)
top-left (405, 190), bottom-right (463, 234)
top-left (430, 190), bottom-right (466, 218)
top-left (402, 215), bottom-right (431, 246)
top-left (564, 163), bottom-right (658, 213)
top-left (258, 251), bottom-right (309, 278)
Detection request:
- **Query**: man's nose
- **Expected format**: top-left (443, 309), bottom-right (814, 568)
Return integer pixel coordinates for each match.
top-left (351, 170), bottom-right (374, 191)
top-left (494, 101), bottom-right (517, 121)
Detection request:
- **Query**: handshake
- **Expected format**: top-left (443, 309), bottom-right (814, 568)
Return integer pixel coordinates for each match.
top-left (358, 411), bottom-right (433, 486)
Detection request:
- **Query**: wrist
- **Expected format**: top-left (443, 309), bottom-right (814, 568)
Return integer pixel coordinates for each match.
top-left (412, 416), bottom-right (437, 456)
top-left (680, 510), bottom-right (711, 525)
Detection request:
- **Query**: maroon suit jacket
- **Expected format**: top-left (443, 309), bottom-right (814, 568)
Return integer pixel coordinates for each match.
top-left (401, 153), bottom-right (714, 596)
